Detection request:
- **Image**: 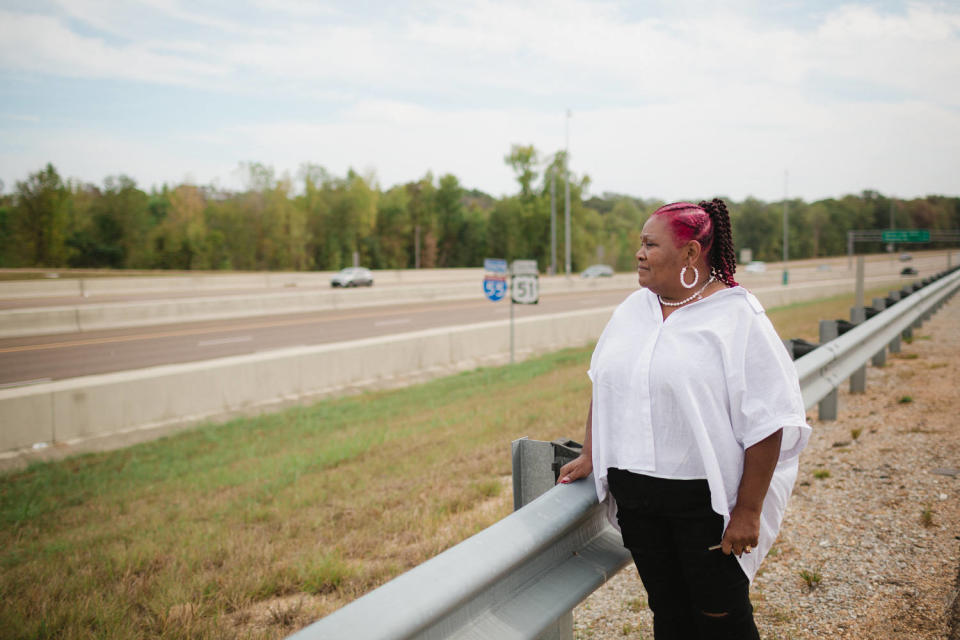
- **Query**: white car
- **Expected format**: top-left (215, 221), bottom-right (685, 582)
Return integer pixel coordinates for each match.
top-left (581, 264), bottom-right (614, 278)
top-left (744, 261), bottom-right (766, 273)
top-left (330, 267), bottom-right (374, 287)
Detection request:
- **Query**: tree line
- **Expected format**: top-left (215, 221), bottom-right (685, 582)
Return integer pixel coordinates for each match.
top-left (1, 147), bottom-right (958, 273)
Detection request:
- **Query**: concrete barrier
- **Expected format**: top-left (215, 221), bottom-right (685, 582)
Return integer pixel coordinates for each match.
top-left (0, 306), bottom-right (614, 466)
top-left (0, 269), bottom-right (488, 299)
top-left (0, 270), bottom-right (914, 339)
top-left (0, 273), bottom-right (939, 467)
top-left (0, 276), bottom-right (642, 338)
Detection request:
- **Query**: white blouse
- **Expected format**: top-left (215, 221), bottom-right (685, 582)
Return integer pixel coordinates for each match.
top-left (589, 285), bottom-right (811, 581)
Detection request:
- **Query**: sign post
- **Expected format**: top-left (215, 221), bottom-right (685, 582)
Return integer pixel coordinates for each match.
top-left (482, 259), bottom-right (539, 365)
top-left (509, 260), bottom-right (539, 364)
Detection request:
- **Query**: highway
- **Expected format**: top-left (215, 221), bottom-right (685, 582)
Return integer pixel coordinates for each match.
top-left (0, 288), bottom-right (633, 386)
top-left (0, 251), bottom-right (952, 388)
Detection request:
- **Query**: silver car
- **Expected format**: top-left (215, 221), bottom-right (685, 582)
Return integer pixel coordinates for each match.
top-left (580, 264), bottom-right (614, 278)
top-left (330, 267), bottom-right (374, 287)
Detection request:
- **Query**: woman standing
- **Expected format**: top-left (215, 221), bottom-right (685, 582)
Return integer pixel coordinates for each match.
top-left (558, 199), bottom-right (810, 639)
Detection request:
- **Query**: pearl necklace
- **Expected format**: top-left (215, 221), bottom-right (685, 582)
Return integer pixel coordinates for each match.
top-left (658, 275), bottom-right (716, 307)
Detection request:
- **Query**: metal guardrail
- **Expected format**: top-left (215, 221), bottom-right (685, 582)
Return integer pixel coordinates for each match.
top-left (289, 267), bottom-right (960, 640)
top-left (795, 267), bottom-right (960, 409)
top-left (290, 478), bottom-right (628, 640)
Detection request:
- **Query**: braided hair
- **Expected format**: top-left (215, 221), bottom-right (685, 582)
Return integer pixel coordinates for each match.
top-left (698, 198), bottom-right (738, 287)
top-left (651, 198), bottom-right (738, 287)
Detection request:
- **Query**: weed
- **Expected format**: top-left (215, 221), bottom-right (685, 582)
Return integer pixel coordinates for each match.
top-left (903, 335), bottom-right (913, 344)
top-left (898, 353), bottom-right (919, 360)
top-left (626, 597), bottom-right (646, 613)
top-left (921, 505), bottom-right (935, 528)
top-left (851, 428), bottom-right (862, 440)
top-left (621, 622), bottom-right (634, 636)
top-left (472, 478), bottom-right (503, 499)
top-left (813, 469), bottom-right (831, 480)
top-left (899, 395), bottom-right (913, 404)
top-left (799, 568), bottom-right (822, 590)
top-left (299, 553), bottom-right (353, 595)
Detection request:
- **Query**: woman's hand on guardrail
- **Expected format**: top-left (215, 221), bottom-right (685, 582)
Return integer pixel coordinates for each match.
top-left (558, 454), bottom-right (593, 484)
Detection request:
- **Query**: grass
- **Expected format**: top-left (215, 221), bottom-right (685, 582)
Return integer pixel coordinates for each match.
top-left (850, 428), bottom-right (862, 440)
top-left (0, 290), bottom-right (879, 639)
top-left (813, 469), bottom-right (831, 480)
top-left (799, 568), bottom-right (822, 590)
top-left (765, 286), bottom-right (903, 342)
top-left (899, 395), bottom-right (914, 404)
top-left (920, 505), bottom-right (935, 528)
top-left (0, 346), bottom-right (594, 639)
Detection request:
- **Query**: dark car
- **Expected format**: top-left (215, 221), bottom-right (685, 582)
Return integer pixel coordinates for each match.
top-left (580, 264), bottom-right (614, 278)
top-left (330, 267), bottom-right (374, 287)
top-left (900, 266), bottom-right (918, 276)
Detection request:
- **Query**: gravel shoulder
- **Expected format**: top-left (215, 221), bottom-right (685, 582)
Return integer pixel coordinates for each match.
top-left (574, 293), bottom-right (960, 640)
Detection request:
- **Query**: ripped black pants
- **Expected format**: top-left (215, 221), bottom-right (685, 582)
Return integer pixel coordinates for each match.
top-left (607, 468), bottom-right (760, 640)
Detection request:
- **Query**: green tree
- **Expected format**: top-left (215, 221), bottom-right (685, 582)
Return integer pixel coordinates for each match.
top-left (406, 174), bottom-right (436, 268)
top-left (12, 163), bottom-right (70, 266)
top-left (434, 174), bottom-right (465, 267)
top-left (374, 186), bottom-right (412, 269)
top-left (505, 145), bottom-right (539, 199)
top-left (150, 184), bottom-right (208, 269)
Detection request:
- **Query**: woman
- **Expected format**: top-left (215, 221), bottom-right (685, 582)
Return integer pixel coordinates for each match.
top-left (558, 199), bottom-right (810, 639)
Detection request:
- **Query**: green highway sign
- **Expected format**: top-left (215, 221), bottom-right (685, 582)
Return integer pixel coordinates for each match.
top-left (881, 229), bottom-right (930, 243)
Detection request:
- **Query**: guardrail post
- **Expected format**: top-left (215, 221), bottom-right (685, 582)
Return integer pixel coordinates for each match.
top-left (887, 292), bottom-right (902, 353)
top-left (512, 438), bottom-right (557, 511)
top-left (818, 319), bottom-right (839, 420)
top-left (871, 298), bottom-right (887, 367)
top-left (511, 438), bottom-right (580, 640)
top-left (849, 306), bottom-right (867, 393)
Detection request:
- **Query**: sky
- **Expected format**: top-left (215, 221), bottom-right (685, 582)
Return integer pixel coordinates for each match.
top-left (1, 0), bottom-right (958, 202)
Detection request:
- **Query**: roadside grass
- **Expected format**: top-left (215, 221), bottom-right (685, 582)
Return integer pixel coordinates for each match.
top-left (765, 286), bottom-right (899, 342)
top-left (0, 347), bottom-right (594, 639)
top-left (0, 291), bottom-right (895, 638)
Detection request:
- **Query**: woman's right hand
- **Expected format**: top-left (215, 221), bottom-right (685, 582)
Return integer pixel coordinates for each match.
top-left (557, 453), bottom-right (593, 484)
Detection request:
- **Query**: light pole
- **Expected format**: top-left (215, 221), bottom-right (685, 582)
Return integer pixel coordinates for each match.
top-left (782, 170), bottom-right (789, 286)
top-left (564, 109), bottom-right (572, 276)
top-left (550, 168), bottom-right (557, 276)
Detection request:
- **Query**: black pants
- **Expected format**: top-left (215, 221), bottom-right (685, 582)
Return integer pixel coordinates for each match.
top-left (607, 468), bottom-right (760, 640)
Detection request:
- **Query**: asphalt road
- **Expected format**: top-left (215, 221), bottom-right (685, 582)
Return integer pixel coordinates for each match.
top-left (1, 252), bottom-right (952, 388)
top-left (0, 288), bottom-right (633, 387)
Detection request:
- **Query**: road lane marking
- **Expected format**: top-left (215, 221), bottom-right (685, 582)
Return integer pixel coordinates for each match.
top-left (198, 335), bottom-right (253, 347)
top-left (0, 378), bottom-right (52, 389)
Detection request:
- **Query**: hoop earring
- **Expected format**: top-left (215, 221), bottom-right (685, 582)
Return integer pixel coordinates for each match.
top-left (680, 266), bottom-right (699, 289)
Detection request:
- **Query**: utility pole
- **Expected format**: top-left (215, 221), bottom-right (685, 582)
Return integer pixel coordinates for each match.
top-left (782, 170), bottom-right (789, 285)
top-left (564, 109), bottom-right (572, 276)
top-left (550, 168), bottom-right (557, 276)
top-left (889, 198), bottom-right (896, 256)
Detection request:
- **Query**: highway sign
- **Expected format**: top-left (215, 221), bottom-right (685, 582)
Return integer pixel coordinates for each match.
top-left (511, 274), bottom-right (539, 304)
top-left (483, 276), bottom-right (508, 301)
top-left (881, 230), bottom-right (930, 243)
top-left (483, 257), bottom-right (508, 302)
top-left (510, 259), bottom-right (538, 276)
top-left (484, 258), bottom-right (508, 274)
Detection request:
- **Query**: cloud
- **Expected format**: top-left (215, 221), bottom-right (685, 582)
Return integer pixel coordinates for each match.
top-left (0, 9), bottom-right (228, 85)
top-left (1, 1), bottom-right (959, 200)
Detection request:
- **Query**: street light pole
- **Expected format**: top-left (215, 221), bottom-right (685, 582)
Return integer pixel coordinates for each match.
top-left (782, 170), bottom-right (789, 286)
top-left (564, 109), bottom-right (571, 276)
top-left (550, 168), bottom-right (557, 276)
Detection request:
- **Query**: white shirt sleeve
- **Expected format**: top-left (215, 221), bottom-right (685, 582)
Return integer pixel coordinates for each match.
top-left (729, 312), bottom-right (810, 459)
